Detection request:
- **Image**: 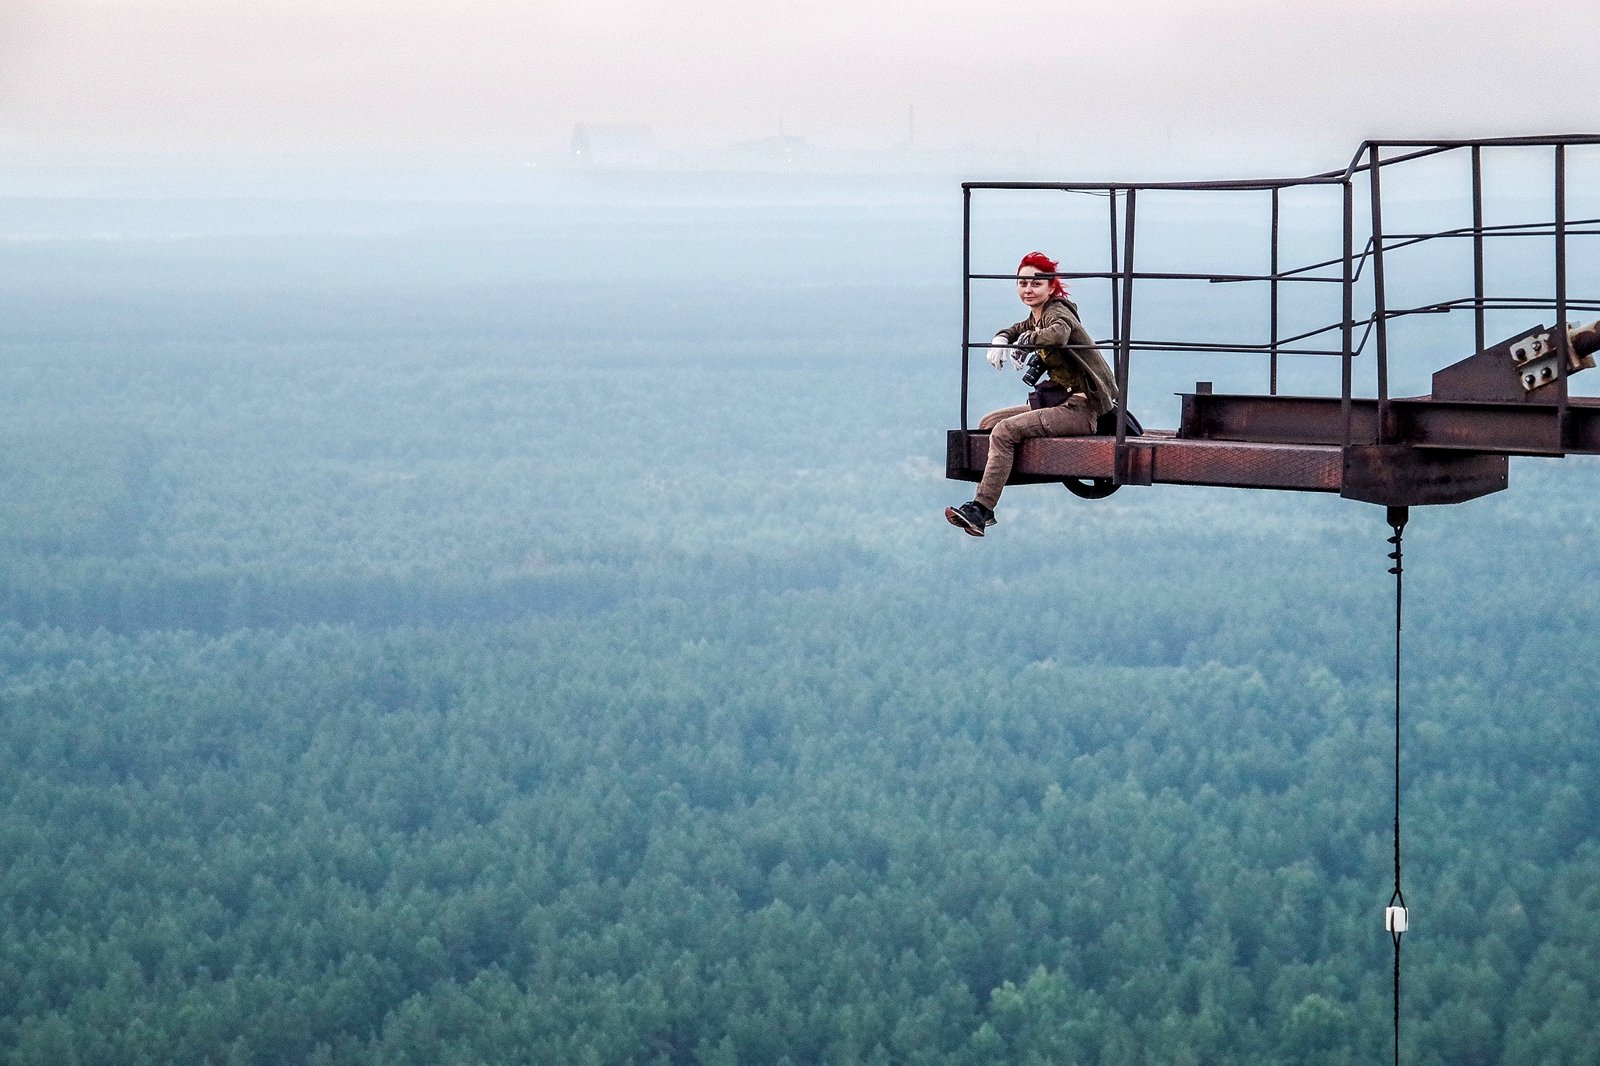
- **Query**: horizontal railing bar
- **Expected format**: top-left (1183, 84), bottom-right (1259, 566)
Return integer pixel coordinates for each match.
top-left (968, 270), bottom-right (1342, 284)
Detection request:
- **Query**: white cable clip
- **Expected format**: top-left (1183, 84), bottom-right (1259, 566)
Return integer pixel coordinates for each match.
top-left (1385, 906), bottom-right (1408, 934)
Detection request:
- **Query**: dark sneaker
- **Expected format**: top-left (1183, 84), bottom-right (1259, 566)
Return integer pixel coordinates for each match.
top-left (944, 500), bottom-right (995, 536)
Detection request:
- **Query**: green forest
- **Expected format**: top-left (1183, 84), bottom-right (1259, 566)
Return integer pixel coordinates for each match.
top-left (3, 168), bottom-right (1600, 1064)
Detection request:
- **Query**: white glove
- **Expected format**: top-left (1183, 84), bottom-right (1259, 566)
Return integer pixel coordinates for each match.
top-left (985, 335), bottom-right (1009, 370)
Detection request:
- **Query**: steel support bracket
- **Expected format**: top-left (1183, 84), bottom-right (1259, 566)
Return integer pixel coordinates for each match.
top-left (1116, 442), bottom-right (1155, 486)
top-left (1341, 445), bottom-right (1508, 507)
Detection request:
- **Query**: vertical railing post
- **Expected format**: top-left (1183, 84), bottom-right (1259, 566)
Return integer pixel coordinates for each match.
top-left (1114, 189), bottom-right (1137, 452)
top-left (1555, 144), bottom-right (1570, 448)
top-left (1108, 188), bottom-right (1121, 360)
top-left (1342, 176), bottom-right (1355, 447)
top-left (1369, 144), bottom-right (1390, 443)
top-left (1270, 186), bottom-right (1281, 395)
top-left (1471, 146), bottom-right (1486, 354)
top-left (961, 185), bottom-right (972, 432)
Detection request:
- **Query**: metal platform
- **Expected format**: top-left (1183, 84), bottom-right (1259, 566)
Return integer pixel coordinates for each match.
top-left (949, 428), bottom-right (1345, 491)
top-left (947, 341), bottom-right (1600, 507)
top-left (947, 422), bottom-right (1511, 507)
top-left (949, 137), bottom-right (1600, 511)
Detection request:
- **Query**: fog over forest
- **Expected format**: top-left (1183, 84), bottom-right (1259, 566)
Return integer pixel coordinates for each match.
top-left (3, 156), bottom-right (1600, 1065)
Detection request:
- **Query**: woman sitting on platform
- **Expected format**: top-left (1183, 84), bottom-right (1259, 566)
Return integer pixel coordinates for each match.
top-left (945, 250), bottom-right (1117, 537)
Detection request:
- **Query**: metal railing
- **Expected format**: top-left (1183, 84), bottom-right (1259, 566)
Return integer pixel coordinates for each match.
top-left (960, 135), bottom-right (1600, 448)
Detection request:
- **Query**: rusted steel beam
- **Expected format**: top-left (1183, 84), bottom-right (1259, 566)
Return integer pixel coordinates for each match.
top-left (945, 428), bottom-right (1510, 506)
top-left (1180, 393), bottom-right (1600, 456)
top-left (945, 431), bottom-right (1116, 486)
top-left (1137, 438), bottom-right (1344, 492)
top-left (947, 431), bottom-right (1345, 493)
top-left (1181, 393), bottom-right (1380, 446)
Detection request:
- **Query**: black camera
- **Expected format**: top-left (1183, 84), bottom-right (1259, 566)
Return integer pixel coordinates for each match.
top-left (1020, 349), bottom-right (1047, 388)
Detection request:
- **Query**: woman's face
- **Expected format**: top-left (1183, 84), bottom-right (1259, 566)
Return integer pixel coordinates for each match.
top-left (1016, 265), bottom-right (1052, 311)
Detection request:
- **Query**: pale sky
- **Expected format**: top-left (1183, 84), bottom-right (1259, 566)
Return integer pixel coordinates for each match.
top-left (2, 0), bottom-right (1594, 168)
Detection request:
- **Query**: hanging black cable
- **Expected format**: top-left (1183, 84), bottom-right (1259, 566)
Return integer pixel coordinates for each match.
top-left (1384, 505), bottom-right (1409, 1066)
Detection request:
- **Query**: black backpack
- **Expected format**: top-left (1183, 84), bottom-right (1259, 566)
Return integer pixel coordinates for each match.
top-left (1096, 407), bottom-right (1144, 436)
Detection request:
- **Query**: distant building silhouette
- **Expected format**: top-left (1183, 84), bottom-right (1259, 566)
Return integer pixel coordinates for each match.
top-left (570, 124), bottom-right (659, 168)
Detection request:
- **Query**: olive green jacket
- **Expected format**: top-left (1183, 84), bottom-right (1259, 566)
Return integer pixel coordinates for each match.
top-left (997, 297), bottom-right (1117, 417)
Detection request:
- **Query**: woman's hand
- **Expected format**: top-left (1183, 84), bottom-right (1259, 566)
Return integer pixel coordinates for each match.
top-left (1011, 331), bottom-right (1034, 368)
top-left (985, 335), bottom-right (1009, 370)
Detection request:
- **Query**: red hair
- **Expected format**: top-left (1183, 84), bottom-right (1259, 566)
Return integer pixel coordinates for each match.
top-left (1018, 250), bottom-right (1069, 300)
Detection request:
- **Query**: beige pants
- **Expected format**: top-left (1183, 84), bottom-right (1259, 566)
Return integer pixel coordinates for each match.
top-left (975, 398), bottom-right (1096, 510)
